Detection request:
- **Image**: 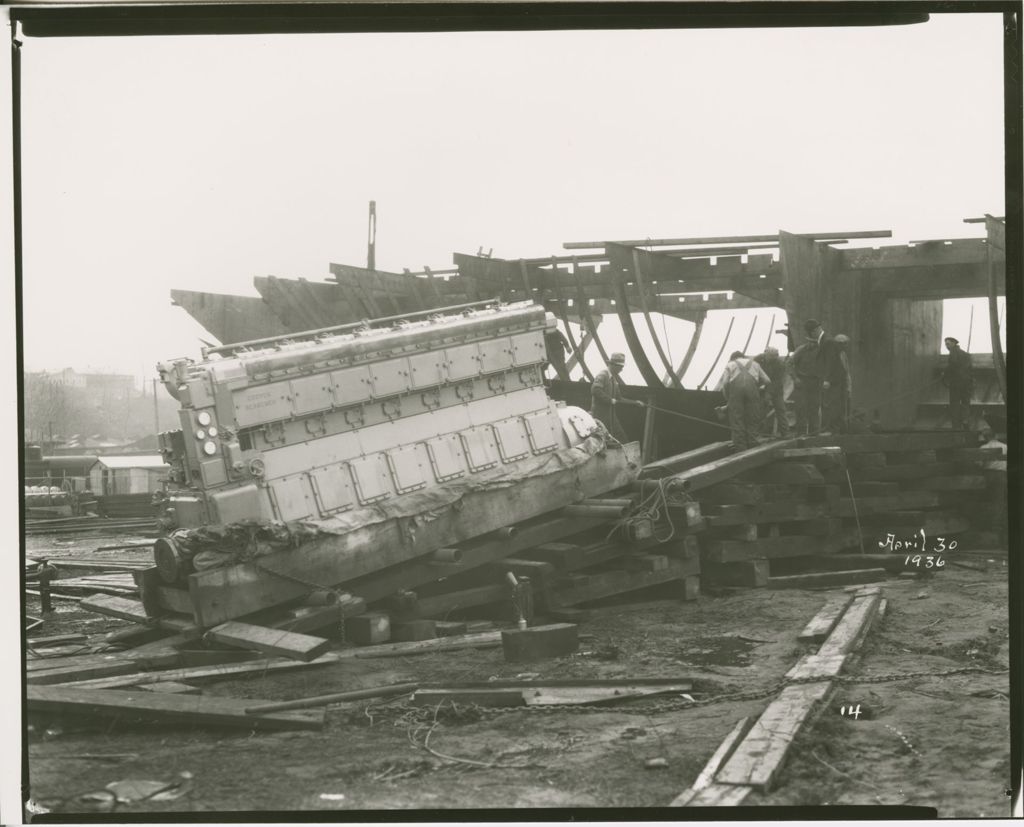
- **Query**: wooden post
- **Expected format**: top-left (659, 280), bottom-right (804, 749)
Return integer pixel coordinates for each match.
top-left (641, 400), bottom-right (657, 465)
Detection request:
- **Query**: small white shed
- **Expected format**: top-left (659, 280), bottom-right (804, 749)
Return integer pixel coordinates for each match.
top-left (89, 455), bottom-right (169, 496)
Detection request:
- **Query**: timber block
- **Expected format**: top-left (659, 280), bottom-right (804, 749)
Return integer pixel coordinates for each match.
top-left (705, 503), bottom-right (829, 527)
top-left (207, 621), bottom-right (331, 662)
top-left (741, 463), bottom-right (824, 485)
top-left (501, 623), bottom-right (579, 663)
top-left (708, 523), bottom-right (758, 541)
top-left (847, 452), bottom-right (887, 469)
top-left (465, 620), bottom-right (497, 634)
top-left (391, 619), bottom-right (438, 642)
top-left (759, 523), bottom-right (782, 539)
top-left (624, 554), bottom-right (670, 573)
top-left (907, 475), bottom-right (987, 492)
top-left (661, 535), bottom-right (700, 560)
top-left (846, 481), bottom-right (900, 498)
top-left (700, 483), bottom-right (764, 506)
top-left (493, 558), bottom-right (557, 589)
top-left (936, 446), bottom-right (1005, 462)
top-left (435, 621), bottom-right (469, 637)
top-left (345, 613), bottom-right (391, 646)
top-left (520, 542), bottom-right (589, 571)
top-left (776, 517), bottom-right (844, 537)
top-left (702, 559), bottom-right (769, 588)
top-left (549, 559), bottom-right (698, 607)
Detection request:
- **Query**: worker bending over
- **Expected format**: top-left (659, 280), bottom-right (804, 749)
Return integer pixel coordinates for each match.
top-left (754, 346), bottom-right (789, 438)
top-left (717, 351), bottom-right (772, 451)
top-left (591, 352), bottom-right (644, 442)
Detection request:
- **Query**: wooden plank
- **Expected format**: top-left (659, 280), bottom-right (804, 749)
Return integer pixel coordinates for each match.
top-left (206, 621), bottom-right (331, 663)
top-left (705, 503), bottom-right (829, 527)
top-left (27, 651), bottom-right (181, 685)
top-left (702, 531), bottom-right (860, 563)
top-left (25, 633), bottom-right (87, 646)
top-left (351, 631), bottom-right (502, 659)
top-left (715, 681), bottom-right (832, 790)
top-left (664, 441), bottom-right (799, 492)
top-left (768, 569), bottom-right (887, 590)
top-left (797, 593), bottom-right (855, 643)
top-left (523, 684), bottom-right (689, 706)
top-left (701, 559), bottom-right (769, 588)
top-left (641, 442), bottom-right (736, 480)
top-left (412, 584), bottom-right (508, 619)
top-left (27, 685), bottom-right (324, 731)
top-left (831, 492), bottom-right (940, 517)
top-left (817, 592), bottom-right (882, 659)
top-left (784, 653), bottom-right (849, 681)
top-left (935, 446), bottom-right (1005, 462)
top-left (139, 681), bottom-right (201, 695)
top-left (799, 431), bottom-right (973, 453)
top-left (699, 483), bottom-right (765, 506)
top-left (52, 653), bottom-right (346, 690)
top-left (79, 595), bottom-right (150, 623)
top-left (670, 717), bottom-right (751, 806)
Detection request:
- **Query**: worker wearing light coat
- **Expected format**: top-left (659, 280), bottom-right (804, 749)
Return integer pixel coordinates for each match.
top-left (716, 351), bottom-right (772, 451)
top-left (754, 346), bottom-right (790, 438)
top-left (590, 352), bottom-right (643, 442)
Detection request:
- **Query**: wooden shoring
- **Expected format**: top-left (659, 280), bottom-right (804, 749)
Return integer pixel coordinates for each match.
top-left (547, 259), bottom-right (593, 381)
top-left (572, 259), bottom-right (612, 367)
top-left (610, 255), bottom-right (665, 387)
top-left (517, 259), bottom-right (534, 300)
top-left (630, 247), bottom-right (683, 389)
top-left (698, 314), bottom-right (736, 390)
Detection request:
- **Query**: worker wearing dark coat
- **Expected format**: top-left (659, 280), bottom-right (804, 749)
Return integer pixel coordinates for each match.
top-left (591, 352), bottom-right (643, 442)
top-left (37, 558), bottom-right (58, 614)
top-left (754, 346), bottom-right (789, 437)
top-left (943, 336), bottom-right (973, 430)
top-left (791, 319), bottom-right (828, 436)
top-left (717, 351), bottom-right (772, 451)
top-left (543, 328), bottom-right (570, 379)
top-left (822, 333), bottom-right (852, 434)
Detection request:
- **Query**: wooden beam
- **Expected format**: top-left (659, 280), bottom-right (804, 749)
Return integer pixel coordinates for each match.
top-left (564, 230), bottom-right (892, 250)
top-left (660, 440), bottom-right (801, 492)
top-left (28, 685), bottom-right (325, 731)
top-left (205, 621), bottom-right (331, 662)
top-left (640, 441), bottom-right (734, 479)
top-left (79, 595), bottom-right (150, 623)
top-left (841, 238), bottom-right (990, 270)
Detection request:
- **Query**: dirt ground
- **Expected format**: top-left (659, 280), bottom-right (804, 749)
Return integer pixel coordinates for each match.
top-left (25, 535), bottom-right (1011, 817)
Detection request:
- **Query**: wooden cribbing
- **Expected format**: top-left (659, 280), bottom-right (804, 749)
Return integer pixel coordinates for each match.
top-left (27, 685), bottom-right (325, 731)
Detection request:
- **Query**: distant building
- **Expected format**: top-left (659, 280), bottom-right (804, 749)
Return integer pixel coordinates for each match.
top-left (89, 454), bottom-right (169, 496)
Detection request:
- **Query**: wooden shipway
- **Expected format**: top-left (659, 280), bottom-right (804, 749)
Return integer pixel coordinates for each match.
top-left (671, 585), bottom-right (884, 804)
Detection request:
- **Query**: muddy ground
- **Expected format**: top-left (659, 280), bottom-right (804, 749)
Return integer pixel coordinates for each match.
top-left (25, 535), bottom-right (1011, 817)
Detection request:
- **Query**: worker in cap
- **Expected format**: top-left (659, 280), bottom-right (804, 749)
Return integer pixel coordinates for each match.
top-left (754, 345), bottom-right (790, 438)
top-left (942, 336), bottom-right (973, 430)
top-left (790, 318), bottom-right (830, 435)
top-left (590, 352), bottom-right (644, 442)
top-left (716, 350), bottom-right (772, 451)
top-left (822, 333), bottom-right (852, 434)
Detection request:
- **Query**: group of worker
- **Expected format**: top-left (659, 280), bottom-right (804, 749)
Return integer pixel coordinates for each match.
top-left (583, 320), bottom-right (975, 453)
top-left (712, 319), bottom-right (854, 450)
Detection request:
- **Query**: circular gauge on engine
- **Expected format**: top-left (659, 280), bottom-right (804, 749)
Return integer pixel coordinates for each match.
top-left (202, 441), bottom-right (217, 456)
top-left (197, 411), bottom-right (213, 427)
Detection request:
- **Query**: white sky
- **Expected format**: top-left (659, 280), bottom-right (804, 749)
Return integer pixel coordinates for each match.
top-left (18, 14), bottom-right (1006, 387)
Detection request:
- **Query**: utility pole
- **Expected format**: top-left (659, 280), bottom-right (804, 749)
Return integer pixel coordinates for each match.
top-left (367, 200), bottom-right (377, 272)
top-left (152, 378), bottom-right (160, 436)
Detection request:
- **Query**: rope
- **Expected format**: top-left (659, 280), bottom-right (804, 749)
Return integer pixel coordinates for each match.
top-left (845, 466), bottom-right (866, 554)
top-left (608, 477), bottom-right (683, 544)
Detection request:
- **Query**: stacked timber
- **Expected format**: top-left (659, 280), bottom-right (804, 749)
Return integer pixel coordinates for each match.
top-left (650, 430), bottom-right (991, 591)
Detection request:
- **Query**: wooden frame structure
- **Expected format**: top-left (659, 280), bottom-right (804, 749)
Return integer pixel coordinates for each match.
top-left (172, 220), bottom-right (1005, 429)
